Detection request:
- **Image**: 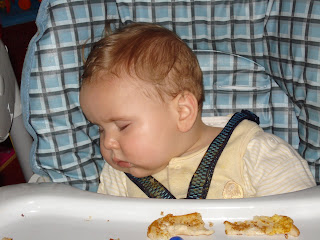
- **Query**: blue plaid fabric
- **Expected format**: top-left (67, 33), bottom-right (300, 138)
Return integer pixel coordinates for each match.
top-left (21, 0), bottom-right (115, 191)
top-left (21, 0), bottom-right (320, 191)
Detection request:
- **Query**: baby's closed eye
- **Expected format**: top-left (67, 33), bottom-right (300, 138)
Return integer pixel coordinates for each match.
top-left (116, 121), bottom-right (131, 131)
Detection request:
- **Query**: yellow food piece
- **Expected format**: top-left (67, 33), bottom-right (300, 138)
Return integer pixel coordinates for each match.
top-left (253, 214), bottom-right (293, 235)
top-left (224, 214), bottom-right (300, 238)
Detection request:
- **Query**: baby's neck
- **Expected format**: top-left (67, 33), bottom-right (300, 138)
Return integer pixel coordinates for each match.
top-left (179, 119), bottom-right (222, 157)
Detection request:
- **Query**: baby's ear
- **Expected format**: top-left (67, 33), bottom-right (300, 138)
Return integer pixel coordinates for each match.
top-left (175, 91), bottom-right (199, 132)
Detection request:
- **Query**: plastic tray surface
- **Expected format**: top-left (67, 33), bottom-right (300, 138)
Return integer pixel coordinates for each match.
top-left (0, 183), bottom-right (319, 240)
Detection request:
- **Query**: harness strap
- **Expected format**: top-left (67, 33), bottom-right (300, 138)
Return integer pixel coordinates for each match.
top-left (126, 110), bottom-right (259, 199)
top-left (125, 175), bottom-right (176, 199)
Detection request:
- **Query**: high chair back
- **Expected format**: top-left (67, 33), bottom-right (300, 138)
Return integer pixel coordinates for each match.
top-left (19, 0), bottom-right (320, 192)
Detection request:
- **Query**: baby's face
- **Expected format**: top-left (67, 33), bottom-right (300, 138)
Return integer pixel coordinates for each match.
top-left (80, 74), bottom-right (181, 177)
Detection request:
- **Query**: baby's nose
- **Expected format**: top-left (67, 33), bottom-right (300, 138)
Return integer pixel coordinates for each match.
top-left (102, 135), bottom-right (120, 150)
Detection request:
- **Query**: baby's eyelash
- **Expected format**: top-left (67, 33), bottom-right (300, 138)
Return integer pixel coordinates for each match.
top-left (119, 124), bottom-right (129, 131)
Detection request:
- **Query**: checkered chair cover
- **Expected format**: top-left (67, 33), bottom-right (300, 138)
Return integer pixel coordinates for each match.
top-left (21, 0), bottom-right (320, 192)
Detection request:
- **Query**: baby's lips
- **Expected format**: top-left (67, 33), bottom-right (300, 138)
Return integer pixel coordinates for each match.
top-left (115, 159), bottom-right (132, 168)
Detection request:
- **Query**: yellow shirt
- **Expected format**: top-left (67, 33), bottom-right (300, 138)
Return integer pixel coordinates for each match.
top-left (98, 120), bottom-right (316, 198)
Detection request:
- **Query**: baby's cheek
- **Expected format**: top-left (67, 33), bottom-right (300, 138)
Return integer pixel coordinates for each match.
top-left (99, 148), bottom-right (111, 162)
top-left (124, 139), bottom-right (154, 160)
top-left (124, 139), bottom-right (147, 155)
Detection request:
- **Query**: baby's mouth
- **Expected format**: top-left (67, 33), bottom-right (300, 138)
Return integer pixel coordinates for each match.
top-left (113, 158), bottom-right (133, 168)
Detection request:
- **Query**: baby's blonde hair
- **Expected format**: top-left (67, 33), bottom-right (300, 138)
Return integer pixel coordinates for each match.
top-left (82, 22), bottom-right (204, 107)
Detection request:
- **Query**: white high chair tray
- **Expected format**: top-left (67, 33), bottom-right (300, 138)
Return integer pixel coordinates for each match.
top-left (0, 183), bottom-right (319, 240)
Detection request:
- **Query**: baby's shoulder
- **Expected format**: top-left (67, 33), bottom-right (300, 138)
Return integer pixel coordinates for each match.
top-left (245, 131), bottom-right (301, 168)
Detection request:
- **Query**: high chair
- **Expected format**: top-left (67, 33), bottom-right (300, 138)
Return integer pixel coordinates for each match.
top-left (1, 0), bottom-right (320, 239)
top-left (14, 0), bottom-right (320, 192)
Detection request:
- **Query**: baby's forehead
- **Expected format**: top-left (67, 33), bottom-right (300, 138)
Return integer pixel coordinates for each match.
top-left (90, 70), bottom-right (151, 90)
top-left (83, 69), bottom-right (174, 104)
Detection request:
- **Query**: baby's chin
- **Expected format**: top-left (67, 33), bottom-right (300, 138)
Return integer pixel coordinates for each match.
top-left (124, 169), bottom-right (152, 178)
top-left (121, 167), bottom-right (155, 178)
top-left (125, 165), bottom-right (169, 178)
top-left (107, 160), bottom-right (161, 178)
